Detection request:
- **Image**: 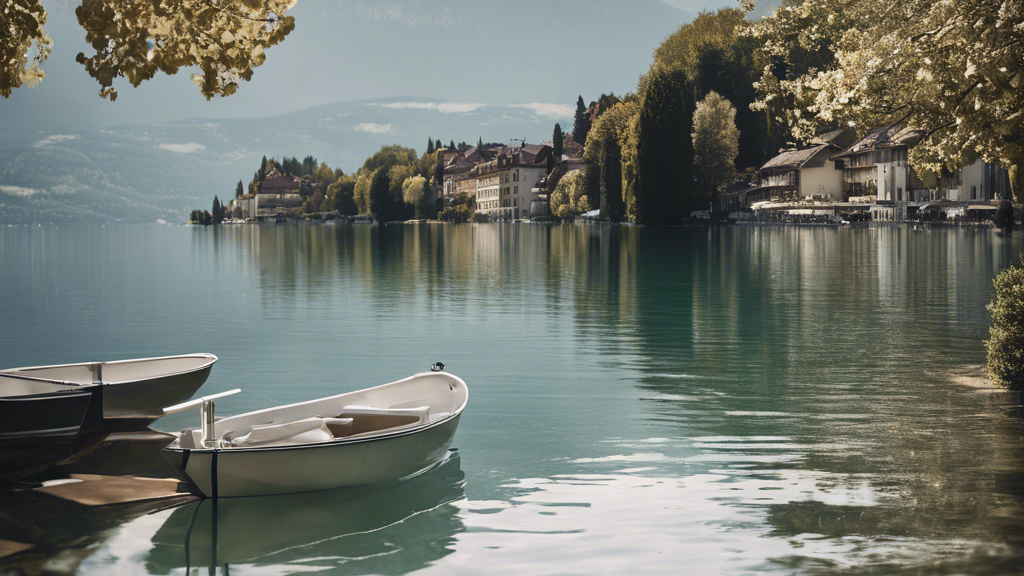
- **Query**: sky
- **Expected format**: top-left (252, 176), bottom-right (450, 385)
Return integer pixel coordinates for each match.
top-left (0, 0), bottom-right (770, 130)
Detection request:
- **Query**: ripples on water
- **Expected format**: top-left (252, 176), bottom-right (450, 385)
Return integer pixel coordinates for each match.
top-left (0, 223), bottom-right (1023, 575)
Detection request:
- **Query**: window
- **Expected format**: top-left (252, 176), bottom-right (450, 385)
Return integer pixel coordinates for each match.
top-left (971, 186), bottom-right (977, 200)
top-left (897, 188), bottom-right (902, 201)
top-left (513, 172), bottom-right (519, 182)
top-left (514, 186), bottom-right (518, 194)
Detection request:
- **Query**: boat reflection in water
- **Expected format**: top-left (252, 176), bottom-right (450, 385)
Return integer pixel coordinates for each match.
top-left (148, 450), bottom-right (466, 573)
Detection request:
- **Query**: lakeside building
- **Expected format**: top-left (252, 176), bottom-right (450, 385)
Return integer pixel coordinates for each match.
top-left (472, 147), bottom-right (551, 220)
top-left (758, 143), bottom-right (845, 202)
top-left (226, 165), bottom-right (319, 220)
top-left (829, 125), bottom-right (928, 220)
top-left (441, 142), bottom-right (554, 219)
top-left (735, 125), bottom-right (1012, 223)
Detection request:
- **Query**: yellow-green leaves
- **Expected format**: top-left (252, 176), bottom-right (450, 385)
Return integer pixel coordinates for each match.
top-left (1, 0), bottom-right (296, 100)
top-left (76, 0), bottom-right (296, 100)
top-left (1, 0), bottom-right (52, 98)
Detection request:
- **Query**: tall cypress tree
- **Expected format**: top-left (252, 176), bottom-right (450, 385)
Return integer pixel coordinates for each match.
top-left (435, 139), bottom-right (442, 152)
top-left (212, 196), bottom-right (222, 224)
top-left (635, 67), bottom-right (696, 225)
top-left (368, 168), bottom-right (395, 223)
top-left (552, 123), bottom-right (564, 159)
top-left (449, 140), bottom-right (456, 151)
top-left (427, 138), bottom-right (435, 154)
top-left (477, 137), bottom-right (483, 149)
top-left (259, 156), bottom-right (268, 180)
top-left (572, 96), bottom-right (591, 146)
top-left (599, 139), bottom-right (625, 222)
top-left (235, 180), bottom-right (244, 198)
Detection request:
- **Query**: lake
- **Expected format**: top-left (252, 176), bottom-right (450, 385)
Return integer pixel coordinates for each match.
top-left (1, 222), bottom-right (1023, 575)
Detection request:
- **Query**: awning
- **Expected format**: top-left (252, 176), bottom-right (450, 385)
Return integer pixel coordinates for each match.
top-left (788, 209), bottom-right (834, 216)
top-left (967, 205), bottom-right (998, 211)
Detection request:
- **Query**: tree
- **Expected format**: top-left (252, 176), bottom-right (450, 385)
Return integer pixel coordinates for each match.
top-left (70, 0), bottom-right (295, 101)
top-left (749, 0), bottom-right (1024, 200)
top-left (596, 93), bottom-right (621, 119)
top-left (435, 139), bottom-right (442, 153)
top-left (987, 257), bottom-right (1024, 390)
top-left (211, 196), bottom-right (223, 224)
top-left (235, 180), bottom-right (244, 198)
top-left (427, 138), bottom-right (435, 155)
top-left (354, 174), bottom-right (371, 215)
top-left (361, 145), bottom-right (417, 175)
top-left (549, 169), bottom-right (592, 221)
top-left (388, 164), bottom-right (416, 220)
top-left (652, 8), bottom-right (749, 79)
top-left (402, 176), bottom-right (434, 219)
top-left (692, 91), bottom-right (740, 210)
top-left (326, 175), bottom-right (358, 216)
top-left (449, 140), bottom-right (456, 151)
top-left (368, 168), bottom-right (396, 222)
top-left (552, 123), bottom-right (564, 160)
top-left (649, 7), bottom-right (772, 170)
top-left (259, 156), bottom-right (268, 180)
top-left (1, 0), bottom-right (50, 98)
top-left (584, 102), bottom-right (636, 223)
top-left (634, 66), bottom-right (697, 225)
top-left (573, 96), bottom-right (592, 146)
top-left (477, 137), bottom-right (484, 149)
top-left (248, 171), bottom-right (259, 194)
top-left (301, 155), bottom-right (317, 177)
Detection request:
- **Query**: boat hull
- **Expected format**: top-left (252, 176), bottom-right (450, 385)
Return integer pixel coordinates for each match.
top-left (0, 390), bottom-right (92, 446)
top-left (164, 414), bottom-right (462, 498)
top-left (4, 354), bottom-right (216, 430)
top-left (97, 364), bottom-right (214, 425)
top-left (0, 390), bottom-right (92, 474)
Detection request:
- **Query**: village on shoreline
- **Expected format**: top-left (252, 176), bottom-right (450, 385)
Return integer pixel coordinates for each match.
top-left (190, 5), bottom-right (1022, 232)
top-left (194, 121), bottom-right (1017, 230)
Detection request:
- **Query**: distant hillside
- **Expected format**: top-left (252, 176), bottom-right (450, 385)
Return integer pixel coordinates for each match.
top-left (0, 98), bottom-right (574, 224)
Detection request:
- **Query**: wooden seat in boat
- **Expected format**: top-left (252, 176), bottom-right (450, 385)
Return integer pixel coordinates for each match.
top-left (328, 405), bottom-right (430, 437)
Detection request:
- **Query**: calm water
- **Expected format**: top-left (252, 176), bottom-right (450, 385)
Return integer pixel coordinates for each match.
top-left (1, 223), bottom-right (1023, 575)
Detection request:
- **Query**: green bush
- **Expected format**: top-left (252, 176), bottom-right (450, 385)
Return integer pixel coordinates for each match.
top-left (986, 257), bottom-right (1024, 389)
top-left (438, 206), bottom-right (471, 223)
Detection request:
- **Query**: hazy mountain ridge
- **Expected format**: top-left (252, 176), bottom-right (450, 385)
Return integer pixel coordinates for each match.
top-left (0, 98), bottom-right (573, 224)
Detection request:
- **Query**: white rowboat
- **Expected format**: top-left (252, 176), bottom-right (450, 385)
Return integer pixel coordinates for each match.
top-left (162, 370), bottom-right (468, 498)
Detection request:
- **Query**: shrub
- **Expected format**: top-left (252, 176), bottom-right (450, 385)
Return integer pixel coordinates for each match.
top-left (986, 257), bottom-right (1024, 389)
top-left (438, 206), bottom-right (471, 223)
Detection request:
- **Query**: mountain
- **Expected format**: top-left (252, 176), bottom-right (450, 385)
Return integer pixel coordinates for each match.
top-left (0, 0), bottom-right (692, 129)
top-left (0, 98), bottom-right (576, 224)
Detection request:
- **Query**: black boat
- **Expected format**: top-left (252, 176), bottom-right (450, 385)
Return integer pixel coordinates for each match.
top-left (0, 373), bottom-right (93, 475)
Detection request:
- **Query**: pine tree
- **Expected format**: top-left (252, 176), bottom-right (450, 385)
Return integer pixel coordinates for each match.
top-left (449, 140), bottom-right (456, 151)
top-left (259, 156), bottom-right (268, 180)
top-left (477, 137), bottom-right (483, 149)
top-left (435, 139), bottom-right (442, 152)
top-left (573, 96), bottom-right (591, 146)
top-left (235, 180), bottom-right (244, 198)
top-left (427, 138), bottom-right (435, 154)
top-left (553, 123), bottom-right (564, 160)
top-left (212, 196), bottom-right (222, 224)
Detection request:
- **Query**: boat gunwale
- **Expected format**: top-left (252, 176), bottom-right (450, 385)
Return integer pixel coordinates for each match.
top-left (0, 353), bottom-right (219, 387)
top-left (161, 410), bottom-right (463, 454)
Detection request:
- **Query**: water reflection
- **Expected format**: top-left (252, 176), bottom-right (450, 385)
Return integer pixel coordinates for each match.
top-left (144, 452), bottom-right (465, 574)
top-left (3, 223), bottom-right (1024, 575)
